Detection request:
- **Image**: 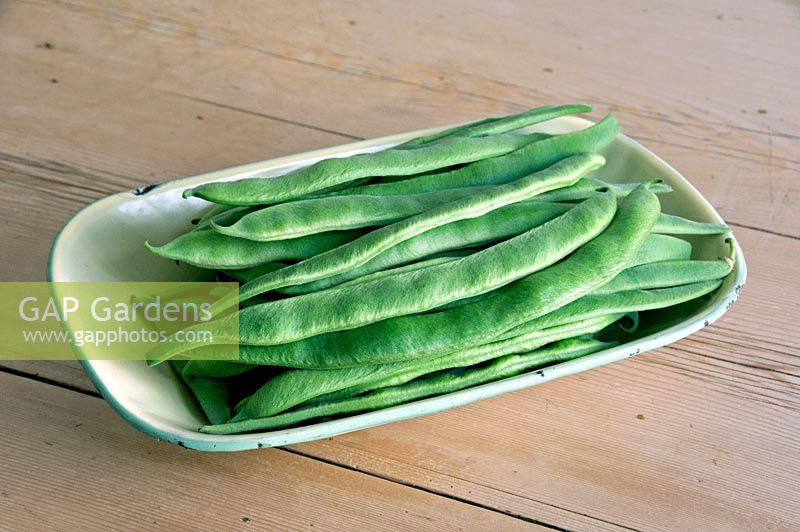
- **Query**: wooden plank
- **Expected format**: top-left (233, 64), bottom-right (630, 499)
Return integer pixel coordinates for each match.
top-left (0, 49), bottom-right (352, 193)
top-left (0, 359), bottom-right (94, 394)
top-left (2, 0), bottom-right (798, 234)
top-left (2, 225), bottom-right (797, 530)
top-left (0, 371), bottom-right (539, 531)
top-left (299, 234), bottom-right (800, 530)
top-left (294, 350), bottom-right (799, 532)
top-left (0, 0), bottom-right (798, 529)
top-left (0, 52), bottom-right (349, 280)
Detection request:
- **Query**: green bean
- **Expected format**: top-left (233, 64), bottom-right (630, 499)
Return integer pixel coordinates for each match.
top-left (269, 176), bottom-right (669, 245)
top-left (330, 254), bottom-right (466, 290)
top-left (182, 191), bottom-right (617, 349)
top-left (495, 280), bottom-right (724, 342)
top-left (346, 137), bottom-right (544, 187)
top-left (314, 312), bottom-right (638, 406)
top-left (231, 255), bottom-right (466, 291)
top-left (225, 175), bottom-right (665, 245)
top-left (202, 338), bottom-right (613, 434)
top-left (394, 104), bottom-right (592, 149)
top-left (235, 313), bottom-right (623, 421)
top-left (225, 262), bottom-right (286, 283)
top-left (591, 259), bottom-right (733, 295)
top-left (194, 205), bottom-right (259, 231)
top-left (193, 203), bottom-right (234, 227)
top-left (181, 360), bottom-right (257, 378)
top-left (589, 239), bottom-right (734, 296)
top-left (428, 273), bottom-right (725, 347)
top-left (213, 186), bottom-right (490, 241)
top-left (536, 178), bottom-right (672, 202)
top-left (171, 361), bottom-right (232, 425)
top-left (145, 228), bottom-right (369, 269)
top-left (276, 201), bottom-right (572, 295)
top-left (282, 228), bottom-right (701, 318)
top-left (183, 132), bottom-right (545, 206)
top-left (227, 153), bottom-right (605, 305)
top-left (426, 232), bottom-right (697, 313)
top-left (332, 212), bottom-right (710, 302)
top-left (323, 116), bottom-right (619, 198)
top-left (629, 233), bottom-right (692, 266)
top-left (652, 213), bottom-right (729, 235)
top-left (281, 256), bottom-right (488, 300)
top-left (207, 183), bottom-right (659, 369)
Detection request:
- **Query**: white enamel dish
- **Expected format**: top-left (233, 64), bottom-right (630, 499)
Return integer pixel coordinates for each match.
top-left (48, 116), bottom-right (747, 451)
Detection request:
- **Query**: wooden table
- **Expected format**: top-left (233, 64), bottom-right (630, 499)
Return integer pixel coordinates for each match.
top-left (1, 1), bottom-right (798, 530)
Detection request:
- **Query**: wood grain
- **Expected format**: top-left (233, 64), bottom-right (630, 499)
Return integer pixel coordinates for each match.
top-left (3, 225), bottom-right (797, 530)
top-left (0, 0), bottom-right (798, 529)
top-left (0, 371), bottom-right (540, 531)
top-left (3, 0), bottom-right (797, 234)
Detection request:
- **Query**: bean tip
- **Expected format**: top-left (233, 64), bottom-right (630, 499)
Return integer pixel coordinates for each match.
top-left (182, 188), bottom-right (196, 199)
top-left (210, 220), bottom-right (235, 235)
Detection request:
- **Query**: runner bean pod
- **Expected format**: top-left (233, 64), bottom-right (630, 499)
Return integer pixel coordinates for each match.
top-left (183, 131), bottom-right (545, 205)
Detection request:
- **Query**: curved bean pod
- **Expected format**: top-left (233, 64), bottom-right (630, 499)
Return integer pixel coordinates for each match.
top-left (496, 279), bottom-right (724, 341)
top-left (329, 254), bottom-right (465, 290)
top-left (629, 233), bottom-right (692, 266)
top-left (193, 203), bottom-right (234, 227)
top-left (213, 186), bottom-right (489, 242)
top-left (425, 232), bottom-right (697, 314)
top-left (322, 115), bottom-right (619, 198)
top-left (161, 196), bottom-right (666, 274)
top-left (183, 132), bottom-right (544, 205)
top-left (181, 359), bottom-right (257, 378)
top-left (590, 238), bottom-right (733, 297)
top-left (229, 175), bottom-right (668, 246)
top-left (394, 103), bottom-right (592, 149)
top-left (227, 255), bottom-right (466, 288)
top-left (202, 338), bottom-right (612, 434)
top-left (276, 201), bottom-right (572, 295)
top-left (145, 228), bottom-right (369, 269)
top-left (536, 178), bottom-right (672, 202)
top-left (193, 205), bottom-right (260, 231)
top-left (591, 258), bottom-right (733, 296)
top-left (652, 213), bottom-right (729, 235)
top-left (234, 313), bottom-right (623, 421)
top-left (171, 360), bottom-right (232, 425)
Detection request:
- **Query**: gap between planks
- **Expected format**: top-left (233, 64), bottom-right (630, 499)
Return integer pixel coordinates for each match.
top-left (28, 0), bottom-right (800, 142)
top-left (0, 366), bottom-right (571, 531)
top-left (3, 1), bottom-right (796, 239)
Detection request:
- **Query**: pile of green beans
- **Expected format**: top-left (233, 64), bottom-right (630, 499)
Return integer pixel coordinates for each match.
top-left (145, 104), bottom-right (735, 434)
